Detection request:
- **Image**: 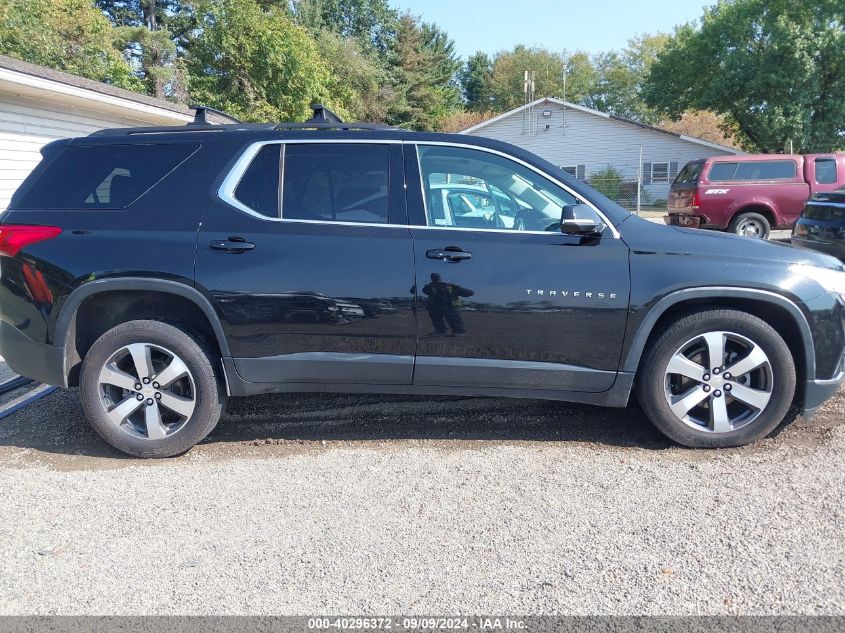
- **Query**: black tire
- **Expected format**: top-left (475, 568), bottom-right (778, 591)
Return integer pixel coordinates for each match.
top-left (79, 320), bottom-right (226, 458)
top-left (636, 310), bottom-right (796, 448)
top-left (728, 212), bottom-right (771, 239)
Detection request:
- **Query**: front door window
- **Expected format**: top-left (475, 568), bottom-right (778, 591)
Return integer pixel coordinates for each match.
top-left (417, 145), bottom-right (598, 232)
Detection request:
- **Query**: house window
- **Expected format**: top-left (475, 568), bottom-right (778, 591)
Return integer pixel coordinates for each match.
top-left (561, 165), bottom-right (578, 177)
top-left (651, 162), bottom-right (670, 183)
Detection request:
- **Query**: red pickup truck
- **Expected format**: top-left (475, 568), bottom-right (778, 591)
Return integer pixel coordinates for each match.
top-left (667, 153), bottom-right (845, 238)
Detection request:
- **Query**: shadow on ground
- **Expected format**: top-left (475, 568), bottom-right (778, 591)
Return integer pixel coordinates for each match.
top-left (0, 386), bottom-right (841, 465)
top-left (0, 388), bottom-right (671, 460)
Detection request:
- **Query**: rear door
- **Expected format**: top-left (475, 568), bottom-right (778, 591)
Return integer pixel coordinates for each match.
top-left (196, 140), bottom-right (417, 386)
top-left (405, 143), bottom-right (631, 393)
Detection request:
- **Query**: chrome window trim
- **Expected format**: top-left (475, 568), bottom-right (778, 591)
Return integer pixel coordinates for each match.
top-left (218, 139), bottom-right (401, 222)
top-left (217, 138), bottom-right (620, 238)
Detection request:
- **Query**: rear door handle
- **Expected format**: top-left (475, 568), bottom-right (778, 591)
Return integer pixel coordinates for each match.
top-left (210, 238), bottom-right (255, 253)
top-left (426, 247), bottom-right (472, 262)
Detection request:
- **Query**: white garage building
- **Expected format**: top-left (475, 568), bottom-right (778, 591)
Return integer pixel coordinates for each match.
top-left (0, 55), bottom-right (207, 210)
top-left (462, 97), bottom-right (742, 208)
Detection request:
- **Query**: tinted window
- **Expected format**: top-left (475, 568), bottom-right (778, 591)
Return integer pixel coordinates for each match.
top-left (282, 144), bottom-right (389, 224)
top-left (734, 160), bottom-right (796, 181)
top-left (708, 163), bottom-right (738, 181)
top-left (11, 143), bottom-right (198, 210)
top-left (418, 145), bottom-right (583, 232)
top-left (674, 162), bottom-right (703, 185)
top-left (234, 144), bottom-right (280, 218)
top-left (815, 158), bottom-right (837, 185)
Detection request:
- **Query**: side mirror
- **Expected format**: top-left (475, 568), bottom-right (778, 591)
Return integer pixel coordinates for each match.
top-left (561, 203), bottom-right (605, 236)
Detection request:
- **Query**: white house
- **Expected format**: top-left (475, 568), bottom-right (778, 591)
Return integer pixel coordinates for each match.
top-left (0, 55), bottom-right (223, 210)
top-left (462, 97), bottom-right (742, 207)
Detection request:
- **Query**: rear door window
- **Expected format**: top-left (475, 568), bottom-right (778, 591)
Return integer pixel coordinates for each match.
top-left (233, 144), bottom-right (281, 218)
top-left (11, 143), bottom-right (199, 210)
top-left (282, 144), bottom-right (390, 224)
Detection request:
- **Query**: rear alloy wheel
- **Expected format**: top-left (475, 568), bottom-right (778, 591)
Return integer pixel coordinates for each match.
top-left (637, 310), bottom-right (795, 447)
top-left (80, 320), bottom-right (225, 457)
top-left (729, 212), bottom-right (771, 239)
top-left (97, 343), bottom-right (196, 441)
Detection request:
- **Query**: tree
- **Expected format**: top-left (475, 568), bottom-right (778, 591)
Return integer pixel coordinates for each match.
top-left (0, 0), bottom-right (140, 90)
top-left (96, 0), bottom-right (190, 100)
top-left (290, 0), bottom-right (398, 55)
top-left (460, 51), bottom-right (494, 111)
top-left (187, 0), bottom-right (335, 122)
top-left (312, 29), bottom-right (393, 122)
top-left (438, 109), bottom-right (495, 133)
top-left (658, 111), bottom-right (739, 148)
top-left (643, 0), bottom-right (845, 153)
top-left (388, 13), bottom-right (461, 130)
top-left (586, 33), bottom-right (667, 122)
top-left (488, 46), bottom-right (596, 111)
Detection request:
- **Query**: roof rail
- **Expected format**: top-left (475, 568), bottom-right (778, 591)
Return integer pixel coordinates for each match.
top-left (89, 102), bottom-right (399, 136)
top-left (189, 104), bottom-right (243, 125)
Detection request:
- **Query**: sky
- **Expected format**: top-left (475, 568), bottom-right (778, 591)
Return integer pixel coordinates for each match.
top-left (391, 0), bottom-right (710, 58)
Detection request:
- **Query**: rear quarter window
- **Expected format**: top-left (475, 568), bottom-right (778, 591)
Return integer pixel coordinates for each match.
top-left (734, 160), bottom-right (796, 180)
top-left (673, 162), bottom-right (703, 185)
top-left (707, 160), bottom-right (797, 182)
top-left (10, 143), bottom-right (200, 210)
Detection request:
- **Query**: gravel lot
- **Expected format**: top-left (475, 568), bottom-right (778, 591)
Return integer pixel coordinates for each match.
top-left (0, 385), bottom-right (843, 615)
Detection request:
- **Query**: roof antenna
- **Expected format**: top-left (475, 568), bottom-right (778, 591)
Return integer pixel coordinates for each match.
top-left (188, 105), bottom-right (243, 125)
top-left (306, 103), bottom-right (344, 124)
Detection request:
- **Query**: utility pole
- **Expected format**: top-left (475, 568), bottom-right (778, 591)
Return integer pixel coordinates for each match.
top-left (562, 64), bottom-right (567, 135)
top-left (637, 146), bottom-right (643, 215)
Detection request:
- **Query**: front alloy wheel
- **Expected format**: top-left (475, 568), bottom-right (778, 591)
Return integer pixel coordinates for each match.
top-left (637, 309), bottom-right (796, 448)
top-left (664, 331), bottom-right (772, 434)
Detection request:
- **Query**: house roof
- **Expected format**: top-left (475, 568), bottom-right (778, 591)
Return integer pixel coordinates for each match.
top-left (0, 54), bottom-right (227, 124)
top-left (461, 97), bottom-right (742, 155)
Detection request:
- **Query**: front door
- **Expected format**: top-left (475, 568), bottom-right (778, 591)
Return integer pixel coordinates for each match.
top-left (405, 143), bottom-right (630, 393)
top-left (196, 140), bottom-right (416, 386)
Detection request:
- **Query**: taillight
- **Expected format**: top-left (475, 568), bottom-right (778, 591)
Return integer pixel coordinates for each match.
top-left (692, 191), bottom-right (701, 208)
top-left (0, 225), bottom-right (62, 257)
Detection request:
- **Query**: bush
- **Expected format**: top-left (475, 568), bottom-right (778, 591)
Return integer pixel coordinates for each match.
top-left (587, 166), bottom-right (624, 200)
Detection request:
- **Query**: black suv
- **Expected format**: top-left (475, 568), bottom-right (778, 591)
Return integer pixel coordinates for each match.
top-left (1, 106), bottom-right (844, 457)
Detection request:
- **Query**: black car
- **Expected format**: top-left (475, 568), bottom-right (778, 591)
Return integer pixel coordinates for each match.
top-left (1, 105), bottom-right (844, 457)
top-left (793, 187), bottom-right (845, 261)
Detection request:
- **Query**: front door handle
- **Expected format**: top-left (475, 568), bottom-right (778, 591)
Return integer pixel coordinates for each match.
top-left (210, 238), bottom-right (255, 253)
top-left (426, 247), bottom-right (472, 262)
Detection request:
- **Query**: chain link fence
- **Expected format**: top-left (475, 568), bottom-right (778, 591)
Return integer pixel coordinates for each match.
top-left (565, 159), bottom-right (675, 215)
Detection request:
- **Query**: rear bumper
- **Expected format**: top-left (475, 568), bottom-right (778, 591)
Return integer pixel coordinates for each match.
top-left (0, 320), bottom-right (65, 387)
top-left (666, 213), bottom-right (723, 230)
